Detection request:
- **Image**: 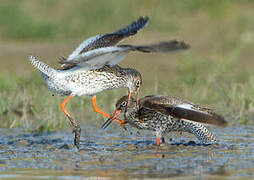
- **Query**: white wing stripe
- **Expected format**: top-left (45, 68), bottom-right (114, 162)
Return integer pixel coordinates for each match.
top-left (176, 104), bottom-right (207, 114)
top-left (67, 46), bottom-right (131, 70)
top-left (177, 104), bottom-right (194, 110)
top-left (70, 46), bottom-right (131, 62)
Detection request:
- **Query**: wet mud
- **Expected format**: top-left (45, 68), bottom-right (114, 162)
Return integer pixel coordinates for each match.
top-left (0, 125), bottom-right (253, 179)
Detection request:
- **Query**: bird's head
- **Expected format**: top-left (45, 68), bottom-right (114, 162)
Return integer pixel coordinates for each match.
top-left (101, 95), bottom-right (137, 129)
top-left (125, 69), bottom-right (142, 103)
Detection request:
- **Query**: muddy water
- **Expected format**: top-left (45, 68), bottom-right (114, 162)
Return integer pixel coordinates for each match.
top-left (0, 125), bottom-right (253, 179)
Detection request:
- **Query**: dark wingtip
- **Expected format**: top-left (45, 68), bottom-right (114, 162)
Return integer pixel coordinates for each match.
top-left (137, 16), bottom-right (150, 28)
top-left (211, 113), bottom-right (227, 126)
top-left (179, 41), bottom-right (191, 49)
top-left (113, 16), bottom-right (150, 36)
top-left (193, 111), bottom-right (227, 126)
top-left (128, 16), bottom-right (150, 33)
top-left (169, 40), bottom-right (190, 50)
top-left (162, 105), bottom-right (227, 127)
top-left (135, 40), bottom-right (190, 53)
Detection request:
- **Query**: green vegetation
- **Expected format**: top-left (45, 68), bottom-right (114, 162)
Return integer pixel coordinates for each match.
top-left (0, 0), bottom-right (254, 131)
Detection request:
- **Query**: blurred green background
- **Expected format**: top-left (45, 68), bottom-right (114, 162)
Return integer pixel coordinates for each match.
top-left (0, 0), bottom-right (254, 130)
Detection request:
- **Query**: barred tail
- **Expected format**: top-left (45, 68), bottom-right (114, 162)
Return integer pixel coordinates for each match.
top-left (184, 120), bottom-right (218, 144)
top-left (29, 55), bottom-right (57, 78)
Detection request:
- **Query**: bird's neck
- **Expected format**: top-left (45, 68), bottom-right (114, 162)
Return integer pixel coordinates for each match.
top-left (125, 106), bottom-right (139, 121)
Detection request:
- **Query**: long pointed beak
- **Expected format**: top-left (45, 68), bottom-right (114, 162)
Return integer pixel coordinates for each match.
top-left (128, 90), bottom-right (133, 102)
top-left (134, 91), bottom-right (138, 105)
top-left (128, 90), bottom-right (138, 104)
top-left (101, 110), bottom-right (121, 129)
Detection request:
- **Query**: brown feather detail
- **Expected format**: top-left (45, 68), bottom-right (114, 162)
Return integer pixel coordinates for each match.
top-left (139, 95), bottom-right (193, 107)
top-left (139, 95), bottom-right (226, 126)
top-left (58, 56), bottom-right (67, 61)
top-left (161, 105), bottom-right (225, 126)
top-left (57, 64), bottom-right (76, 70)
top-left (78, 35), bottom-right (124, 54)
top-left (56, 56), bottom-right (76, 70)
top-left (136, 107), bottom-right (157, 123)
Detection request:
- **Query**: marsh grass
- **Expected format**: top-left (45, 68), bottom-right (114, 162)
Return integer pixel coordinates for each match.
top-left (1, 0), bottom-right (254, 131)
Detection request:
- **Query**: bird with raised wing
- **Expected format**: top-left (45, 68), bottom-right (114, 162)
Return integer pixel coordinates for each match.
top-left (102, 95), bottom-right (226, 145)
top-left (29, 17), bottom-right (190, 148)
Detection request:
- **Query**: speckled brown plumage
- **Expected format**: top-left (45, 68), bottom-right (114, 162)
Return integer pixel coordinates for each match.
top-left (102, 95), bottom-right (226, 145)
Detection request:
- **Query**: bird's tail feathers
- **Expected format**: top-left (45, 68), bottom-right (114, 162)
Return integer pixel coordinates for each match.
top-left (29, 55), bottom-right (57, 78)
top-left (184, 120), bottom-right (218, 143)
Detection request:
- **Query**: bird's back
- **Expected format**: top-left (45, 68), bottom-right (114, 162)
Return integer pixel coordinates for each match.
top-left (138, 95), bottom-right (226, 126)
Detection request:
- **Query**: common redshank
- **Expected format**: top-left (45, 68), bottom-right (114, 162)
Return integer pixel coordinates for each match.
top-left (102, 95), bottom-right (226, 145)
top-left (29, 17), bottom-right (190, 148)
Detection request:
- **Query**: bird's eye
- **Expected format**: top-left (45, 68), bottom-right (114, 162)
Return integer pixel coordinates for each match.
top-left (135, 80), bottom-right (140, 87)
top-left (121, 101), bottom-right (127, 107)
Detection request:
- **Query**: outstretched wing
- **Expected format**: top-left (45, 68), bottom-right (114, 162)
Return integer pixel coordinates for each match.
top-left (64, 17), bottom-right (149, 62)
top-left (59, 40), bottom-right (190, 70)
top-left (139, 95), bottom-right (226, 126)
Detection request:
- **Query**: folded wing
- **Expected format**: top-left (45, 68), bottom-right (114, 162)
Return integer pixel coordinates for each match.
top-left (140, 95), bottom-right (226, 126)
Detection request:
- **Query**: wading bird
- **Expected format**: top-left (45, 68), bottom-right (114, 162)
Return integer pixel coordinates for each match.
top-left (102, 95), bottom-right (226, 145)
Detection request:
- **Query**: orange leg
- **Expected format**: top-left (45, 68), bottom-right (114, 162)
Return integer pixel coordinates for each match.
top-left (92, 96), bottom-right (111, 118)
top-left (60, 95), bottom-right (78, 127)
top-left (60, 95), bottom-right (81, 148)
top-left (92, 96), bottom-right (126, 129)
top-left (156, 138), bottom-right (160, 145)
top-left (161, 137), bottom-right (165, 144)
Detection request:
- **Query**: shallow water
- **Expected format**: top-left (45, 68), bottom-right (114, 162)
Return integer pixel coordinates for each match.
top-left (0, 125), bottom-right (253, 179)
